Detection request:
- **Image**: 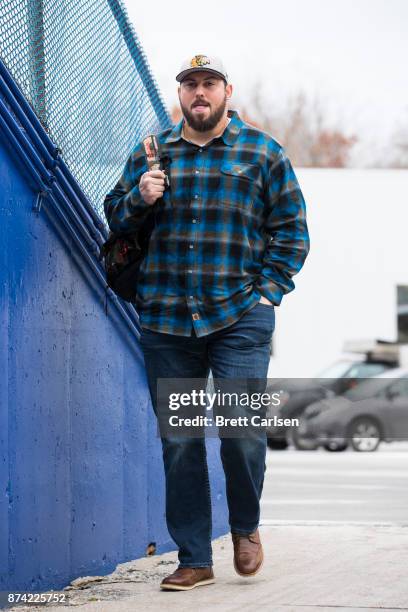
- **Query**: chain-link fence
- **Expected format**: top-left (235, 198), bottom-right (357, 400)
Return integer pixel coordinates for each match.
top-left (0, 0), bottom-right (172, 218)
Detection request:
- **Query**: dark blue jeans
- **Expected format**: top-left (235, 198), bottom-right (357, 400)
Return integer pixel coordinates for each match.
top-left (139, 301), bottom-right (275, 568)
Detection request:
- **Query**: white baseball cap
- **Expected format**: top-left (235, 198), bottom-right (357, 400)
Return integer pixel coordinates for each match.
top-left (176, 54), bottom-right (228, 83)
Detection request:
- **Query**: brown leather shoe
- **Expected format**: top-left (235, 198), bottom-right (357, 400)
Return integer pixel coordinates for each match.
top-left (232, 529), bottom-right (264, 576)
top-left (160, 566), bottom-right (215, 591)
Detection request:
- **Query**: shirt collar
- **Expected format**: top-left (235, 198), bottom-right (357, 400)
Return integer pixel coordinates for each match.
top-left (163, 109), bottom-right (242, 146)
top-left (222, 109), bottom-right (242, 145)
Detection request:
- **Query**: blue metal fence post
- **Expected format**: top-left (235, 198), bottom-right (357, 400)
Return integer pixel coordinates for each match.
top-left (106, 0), bottom-right (172, 131)
top-left (27, 0), bottom-right (47, 128)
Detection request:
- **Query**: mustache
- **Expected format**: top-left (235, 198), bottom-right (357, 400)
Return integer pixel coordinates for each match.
top-left (192, 101), bottom-right (210, 108)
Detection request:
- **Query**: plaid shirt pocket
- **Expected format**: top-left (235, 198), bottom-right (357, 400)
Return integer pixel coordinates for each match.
top-left (219, 162), bottom-right (262, 211)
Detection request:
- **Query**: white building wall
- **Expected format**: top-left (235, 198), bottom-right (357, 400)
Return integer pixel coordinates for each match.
top-left (268, 168), bottom-right (408, 378)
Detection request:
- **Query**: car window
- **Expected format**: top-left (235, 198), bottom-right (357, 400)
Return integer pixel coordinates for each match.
top-left (387, 378), bottom-right (408, 397)
top-left (347, 363), bottom-right (389, 378)
top-left (318, 361), bottom-right (358, 378)
top-left (344, 378), bottom-right (395, 400)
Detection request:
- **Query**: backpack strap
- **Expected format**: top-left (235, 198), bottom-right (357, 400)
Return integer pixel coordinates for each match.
top-left (142, 134), bottom-right (170, 187)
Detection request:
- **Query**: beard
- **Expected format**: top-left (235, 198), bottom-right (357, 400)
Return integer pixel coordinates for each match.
top-left (180, 94), bottom-right (227, 132)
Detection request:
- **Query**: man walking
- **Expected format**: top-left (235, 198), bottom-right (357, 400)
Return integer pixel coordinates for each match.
top-left (104, 54), bottom-right (310, 590)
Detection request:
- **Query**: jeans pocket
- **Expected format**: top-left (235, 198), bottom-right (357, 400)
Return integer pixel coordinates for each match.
top-left (253, 302), bottom-right (275, 333)
top-left (256, 302), bottom-right (275, 309)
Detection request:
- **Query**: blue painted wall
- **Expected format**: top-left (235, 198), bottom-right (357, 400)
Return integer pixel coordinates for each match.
top-left (0, 136), bottom-right (228, 591)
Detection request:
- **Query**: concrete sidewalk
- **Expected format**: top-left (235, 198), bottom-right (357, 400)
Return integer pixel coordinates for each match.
top-left (12, 523), bottom-right (408, 612)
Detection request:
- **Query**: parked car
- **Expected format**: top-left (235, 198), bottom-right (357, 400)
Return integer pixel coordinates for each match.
top-left (265, 357), bottom-right (396, 450)
top-left (296, 368), bottom-right (408, 452)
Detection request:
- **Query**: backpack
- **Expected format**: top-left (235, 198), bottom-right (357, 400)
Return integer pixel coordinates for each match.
top-left (99, 135), bottom-right (169, 306)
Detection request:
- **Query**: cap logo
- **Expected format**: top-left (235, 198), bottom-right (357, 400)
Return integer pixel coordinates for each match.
top-left (190, 55), bottom-right (211, 68)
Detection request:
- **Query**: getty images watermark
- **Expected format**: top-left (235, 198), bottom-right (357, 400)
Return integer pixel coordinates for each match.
top-left (167, 388), bottom-right (297, 427)
top-left (155, 378), bottom-right (299, 438)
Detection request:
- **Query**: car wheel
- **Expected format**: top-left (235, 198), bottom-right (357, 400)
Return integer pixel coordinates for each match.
top-left (291, 427), bottom-right (319, 451)
top-left (348, 417), bottom-right (382, 452)
top-left (323, 442), bottom-right (348, 452)
top-left (267, 438), bottom-right (288, 450)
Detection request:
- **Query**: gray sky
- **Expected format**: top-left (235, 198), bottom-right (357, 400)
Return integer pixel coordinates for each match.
top-left (124, 0), bottom-right (408, 164)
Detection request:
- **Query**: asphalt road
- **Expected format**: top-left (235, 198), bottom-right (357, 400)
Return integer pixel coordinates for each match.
top-left (261, 442), bottom-right (408, 524)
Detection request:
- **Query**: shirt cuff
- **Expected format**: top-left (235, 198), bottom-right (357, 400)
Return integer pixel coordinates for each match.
top-left (128, 184), bottom-right (150, 211)
top-left (254, 276), bottom-right (283, 306)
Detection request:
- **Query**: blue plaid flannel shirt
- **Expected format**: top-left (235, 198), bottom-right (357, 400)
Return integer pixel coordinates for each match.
top-left (104, 109), bottom-right (310, 337)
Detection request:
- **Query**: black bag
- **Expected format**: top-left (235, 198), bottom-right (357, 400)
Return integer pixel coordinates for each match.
top-left (99, 209), bottom-right (155, 304)
top-left (99, 135), bottom-right (169, 305)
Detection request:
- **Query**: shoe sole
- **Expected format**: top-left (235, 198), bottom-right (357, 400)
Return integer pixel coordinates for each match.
top-left (233, 548), bottom-right (264, 577)
top-left (160, 578), bottom-right (216, 591)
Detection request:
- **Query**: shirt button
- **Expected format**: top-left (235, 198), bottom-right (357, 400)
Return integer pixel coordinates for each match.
top-left (188, 269), bottom-right (193, 273)
top-left (198, 148), bottom-right (203, 153)
top-left (189, 295), bottom-right (194, 299)
top-left (189, 244), bottom-right (194, 249)
top-left (194, 194), bottom-right (198, 199)
top-left (192, 219), bottom-right (197, 223)
top-left (195, 170), bottom-right (200, 174)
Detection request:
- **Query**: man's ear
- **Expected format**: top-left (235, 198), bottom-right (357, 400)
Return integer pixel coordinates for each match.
top-left (226, 83), bottom-right (233, 99)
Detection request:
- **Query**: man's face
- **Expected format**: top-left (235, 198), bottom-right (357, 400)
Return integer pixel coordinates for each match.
top-left (178, 72), bottom-right (233, 132)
